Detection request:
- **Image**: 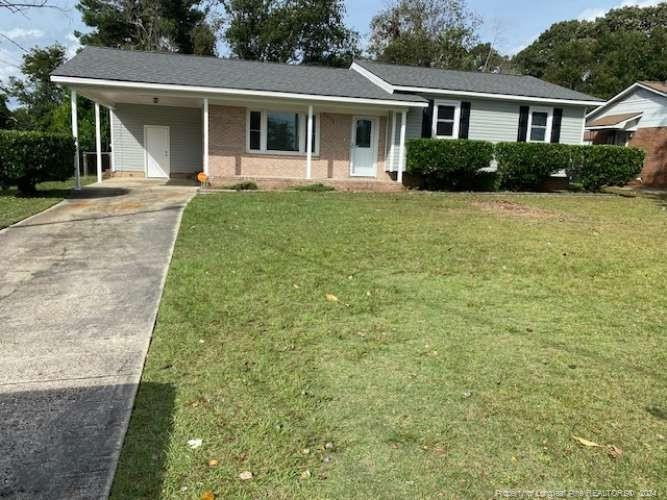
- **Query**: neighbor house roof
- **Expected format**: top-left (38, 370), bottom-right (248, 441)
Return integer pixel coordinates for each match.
top-left (353, 59), bottom-right (603, 104)
top-left (586, 112), bottom-right (642, 128)
top-left (52, 47), bottom-right (425, 105)
top-left (638, 81), bottom-right (667, 95)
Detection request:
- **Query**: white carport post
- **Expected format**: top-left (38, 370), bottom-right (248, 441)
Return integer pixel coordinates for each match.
top-left (203, 98), bottom-right (209, 175)
top-left (94, 102), bottom-right (102, 183)
top-left (306, 105), bottom-right (313, 179)
top-left (389, 111), bottom-right (397, 171)
top-left (397, 110), bottom-right (407, 184)
top-left (70, 90), bottom-right (81, 190)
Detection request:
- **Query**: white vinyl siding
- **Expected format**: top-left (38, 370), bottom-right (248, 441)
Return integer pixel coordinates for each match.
top-left (404, 94), bottom-right (586, 145)
top-left (111, 103), bottom-right (202, 173)
top-left (589, 88), bottom-right (667, 129)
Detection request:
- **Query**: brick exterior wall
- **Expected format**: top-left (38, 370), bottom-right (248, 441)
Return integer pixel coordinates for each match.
top-left (627, 127), bottom-right (667, 186)
top-left (208, 105), bottom-right (392, 182)
top-left (590, 127), bottom-right (667, 187)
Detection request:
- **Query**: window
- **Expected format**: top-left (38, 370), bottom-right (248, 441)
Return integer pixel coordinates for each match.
top-left (527, 107), bottom-right (552, 143)
top-left (267, 111), bottom-right (299, 151)
top-left (355, 119), bottom-right (372, 147)
top-left (249, 111), bottom-right (261, 150)
top-left (247, 109), bottom-right (319, 155)
top-left (432, 100), bottom-right (460, 138)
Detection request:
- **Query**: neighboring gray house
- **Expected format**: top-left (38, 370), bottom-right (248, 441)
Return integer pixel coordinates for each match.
top-left (51, 47), bottom-right (602, 187)
top-left (585, 81), bottom-right (667, 186)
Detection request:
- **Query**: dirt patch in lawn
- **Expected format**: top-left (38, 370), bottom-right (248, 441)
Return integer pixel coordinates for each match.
top-left (472, 199), bottom-right (565, 220)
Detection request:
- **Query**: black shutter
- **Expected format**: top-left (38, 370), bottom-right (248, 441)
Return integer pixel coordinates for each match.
top-left (421, 99), bottom-right (434, 138)
top-left (517, 106), bottom-right (529, 142)
top-left (458, 101), bottom-right (471, 139)
top-left (550, 108), bottom-right (563, 143)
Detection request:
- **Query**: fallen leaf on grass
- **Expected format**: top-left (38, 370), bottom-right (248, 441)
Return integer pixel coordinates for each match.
top-left (325, 293), bottom-right (339, 302)
top-left (573, 436), bottom-right (623, 459)
top-left (207, 459), bottom-right (219, 467)
top-left (201, 491), bottom-right (215, 500)
top-left (300, 470), bottom-right (311, 480)
top-left (239, 471), bottom-right (253, 480)
top-left (573, 436), bottom-right (601, 448)
top-left (187, 439), bottom-right (203, 449)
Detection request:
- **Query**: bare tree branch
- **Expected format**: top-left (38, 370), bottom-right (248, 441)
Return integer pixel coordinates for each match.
top-left (0, 1), bottom-right (64, 14)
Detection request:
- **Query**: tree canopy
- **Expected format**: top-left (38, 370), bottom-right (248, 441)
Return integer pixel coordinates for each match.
top-left (221, 0), bottom-right (359, 66)
top-left (513, 3), bottom-right (667, 99)
top-left (76, 0), bottom-right (216, 55)
top-left (368, 0), bottom-right (483, 70)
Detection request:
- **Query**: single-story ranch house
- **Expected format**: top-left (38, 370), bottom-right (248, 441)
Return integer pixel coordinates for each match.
top-left (51, 47), bottom-right (603, 188)
top-left (585, 81), bottom-right (667, 187)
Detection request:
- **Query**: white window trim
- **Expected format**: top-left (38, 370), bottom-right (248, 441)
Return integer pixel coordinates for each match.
top-left (431, 99), bottom-right (461, 139)
top-left (246, 108), bottom-right (320, 156)
top-left (527, 106), bottom-right (553, 143)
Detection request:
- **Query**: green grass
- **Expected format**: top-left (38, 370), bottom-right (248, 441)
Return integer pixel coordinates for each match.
top-left (113, 191), bottom-right (667, 499)
top-left (0, 176), bottom-right (96, 229)
top-left (293, 183), bottom-right (336, 192)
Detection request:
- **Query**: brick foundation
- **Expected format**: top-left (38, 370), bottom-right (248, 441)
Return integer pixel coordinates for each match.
top-left (208, 176), bottom-right (403, 192)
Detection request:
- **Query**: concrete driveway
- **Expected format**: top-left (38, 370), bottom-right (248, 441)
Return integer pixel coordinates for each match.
top-left (0, 179), bottom-right (196, 499)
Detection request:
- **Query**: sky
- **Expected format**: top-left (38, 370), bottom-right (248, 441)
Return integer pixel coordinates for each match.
top-left (0, 0), bottom-right (663, 91)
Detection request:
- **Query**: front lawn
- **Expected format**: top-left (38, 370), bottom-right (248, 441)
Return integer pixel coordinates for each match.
top-left (0, 176), bottom-right (96, 229)
top-left (113, 191), bottom-right (666, 498)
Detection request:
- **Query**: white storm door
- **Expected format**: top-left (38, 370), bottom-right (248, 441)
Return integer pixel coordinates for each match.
top-left (350, 117), bottom-right (377, 177)
top-left (144, 125), bottom-right (170, 178)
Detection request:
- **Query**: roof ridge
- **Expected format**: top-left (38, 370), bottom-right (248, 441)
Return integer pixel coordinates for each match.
top-left (82, 45), bottom-right (354, 73)
top-left (354, 58), bottom-right (528, 79)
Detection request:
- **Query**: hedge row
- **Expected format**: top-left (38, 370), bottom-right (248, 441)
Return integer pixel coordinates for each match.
top-left (0, 130), bottom-right (75, 193)
top-left (406, 139), bottom-right (645, 191)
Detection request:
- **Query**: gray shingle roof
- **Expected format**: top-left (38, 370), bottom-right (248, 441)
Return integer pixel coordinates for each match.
top-left (354, 60), bottom-right (603, 103)
top-left (52, 47), bottom-right (425, 104)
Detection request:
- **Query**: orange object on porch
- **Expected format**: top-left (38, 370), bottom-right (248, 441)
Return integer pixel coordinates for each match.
top-left (197, 172), bottom-right (208, 183)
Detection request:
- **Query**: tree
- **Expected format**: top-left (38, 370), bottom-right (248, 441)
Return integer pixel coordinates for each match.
top-left (75, 0), bottom-right (216, 55)
top-left (0, 93), bottom-right (10, 129)
top-left (513, 4), bottom-right (667, 99)
top-left (4, 44), bottom-right (104, 151)
top-left (221, 0), bottom-right (359, 66)
top-left (6, 44), bottom-right (66, 130)
top-left (368, 0), bottom-right (481, 69)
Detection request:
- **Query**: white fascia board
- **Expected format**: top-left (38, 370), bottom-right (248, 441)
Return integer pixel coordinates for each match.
top-left (50, 75), bottom-right (426, 108)
top-left (391, 85), bottom-right (603, 107)
top-left (350, 62), bottom-right (395, 93)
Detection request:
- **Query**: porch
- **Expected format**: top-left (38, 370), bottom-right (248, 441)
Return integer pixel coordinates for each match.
top-left (62, 82), bottom-right (418, 190)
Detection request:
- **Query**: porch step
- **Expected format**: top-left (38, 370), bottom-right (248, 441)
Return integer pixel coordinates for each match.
top-left (208, 176), bottom-right (405, 193)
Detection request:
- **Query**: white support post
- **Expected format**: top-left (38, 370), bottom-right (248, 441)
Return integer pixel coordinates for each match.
top-left (95, 102), bottom-right (102, 183)
top-left (203, 98), bottom-right (209, 175)
top-left (389, 111), bottom-right (397, 171)
top-left (306, 105), bottom-right (313, 179)
top-left (398, 110), bottom-right (407, 184)
top-left (70, 90), bottom-right (81, 190)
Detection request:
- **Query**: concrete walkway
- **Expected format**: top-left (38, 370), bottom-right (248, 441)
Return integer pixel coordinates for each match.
top-left (0, 179), bottom-right (196, 499)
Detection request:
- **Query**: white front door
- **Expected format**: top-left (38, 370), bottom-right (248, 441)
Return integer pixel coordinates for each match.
top-left (350, 117), bottom-right (377, 177)
top-left (144, 125), bottom-right (170, 178)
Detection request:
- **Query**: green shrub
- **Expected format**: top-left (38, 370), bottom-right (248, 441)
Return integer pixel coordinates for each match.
top-left (495, 142), bottom-right (572, 191)
top-left (567, 145), bottom-right (644, 191)
top-left (0, 130), bottom-right (75, 194)
top-left (294, 183), bottom-right (335, 192)
top-left (226, 181), bottom-right (258, 191)
top-left (406, 138), bottom-right (494, 190)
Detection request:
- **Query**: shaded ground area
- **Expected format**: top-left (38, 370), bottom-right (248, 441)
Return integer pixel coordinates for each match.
top-left (0, 179), bottom-right (195, 498)
top-left (114, 191), bottom-right (666, 498)
top-left (0, 177), bottom-right (97, 229)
